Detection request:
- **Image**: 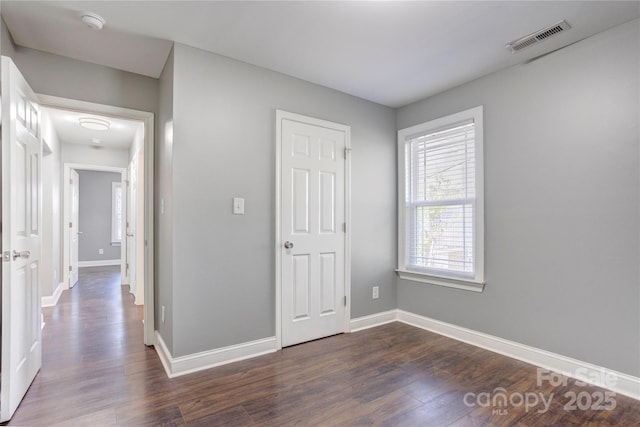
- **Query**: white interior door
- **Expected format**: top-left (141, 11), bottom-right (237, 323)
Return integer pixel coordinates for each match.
top-left (1, 56), bottom-right (43, 423)
top-left (134, 149), bottom-right (145, 305)
top-left (127, 155), bottom-right (137, 299)
top-left (279, 113), bottom-right (349, 347)
top-left (69, 169), bottom-right (79, 288)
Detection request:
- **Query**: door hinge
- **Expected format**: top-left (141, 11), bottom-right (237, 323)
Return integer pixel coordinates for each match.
top-left (69, 222), bottom-right (72, 228)
top-left (69, 179), bottom-right (73, 184)
top-left (2, 251), bottom-right (10, 262)
top-left (69, 265), bottom-right (73, 272)
top-left (126, 263), bottom-right (129, 273)
top-left (343, 222), bottom-right (347, 233)
top-left (343, 295), bottom-right (347, 306)
top-left (344, 147), bottom-right (352, 159)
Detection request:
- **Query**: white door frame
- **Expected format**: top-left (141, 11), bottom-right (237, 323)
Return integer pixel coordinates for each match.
top-left (68, 168), bottom-right (82, 288)
top-left (275, 110), bottom-right (352, 350)
top-left (39, 94), bottom-right (155, 346)
top-left (63, 163), bottom-right (126, 287)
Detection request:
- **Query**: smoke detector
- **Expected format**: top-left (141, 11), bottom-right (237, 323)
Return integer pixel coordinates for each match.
top-left (506, 20), bottom-right (571, 52)
top-left (81, 12), bottom-right (106, 30)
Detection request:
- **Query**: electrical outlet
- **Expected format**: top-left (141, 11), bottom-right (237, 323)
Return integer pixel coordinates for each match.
top-left (99, 248), bottom-right (104, 255)
top-left (372, 286), bottom-right (379, 300)
top-left (161, 305), bottom-right (166, 324)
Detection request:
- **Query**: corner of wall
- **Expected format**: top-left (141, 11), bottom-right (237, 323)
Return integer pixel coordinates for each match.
top-left (1, 16), bottom-right (17, 58)
top-left (155, 43), bottom-right (175, 354)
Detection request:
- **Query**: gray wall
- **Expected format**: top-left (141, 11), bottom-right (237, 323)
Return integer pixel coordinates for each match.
top-left (156, 47), bottom-right (175, 352)
top-left (1, 17), bottom-right (16, 58)
top-left (62, 143), bottom-right (129, 169)
top-left (396, 19), bottom-right (640, 376)
top-left (77, 170), bottom-right (122, 262)
top-left (167, 43), bottom-right (396, 357)
top-left (9, 45), bottom-right (157, 115)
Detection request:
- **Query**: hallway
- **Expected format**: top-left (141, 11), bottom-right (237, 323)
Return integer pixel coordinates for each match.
top-left (9, 266), bottom-right (162, 426)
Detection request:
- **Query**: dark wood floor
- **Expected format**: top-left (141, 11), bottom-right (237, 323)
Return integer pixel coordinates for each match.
top-left (8, 266), bottom-right (639, 426)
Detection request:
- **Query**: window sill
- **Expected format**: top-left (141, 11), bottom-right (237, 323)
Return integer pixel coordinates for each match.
top-left (395, 269), bottom-right (485, 293)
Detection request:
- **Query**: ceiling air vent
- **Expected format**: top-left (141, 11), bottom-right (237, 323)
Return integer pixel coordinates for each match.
top-left (506, 20), bottom-right (571, 53)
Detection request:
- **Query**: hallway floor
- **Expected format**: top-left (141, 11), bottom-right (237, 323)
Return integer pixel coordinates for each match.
top-left (8, 266), bottom-right (640, 426)
top-left (8, 266), bottom-right (157, 426)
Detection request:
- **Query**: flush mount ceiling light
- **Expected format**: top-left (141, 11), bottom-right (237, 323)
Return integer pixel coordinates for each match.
top-left (91, 138), bottom-right (101, 144)
top-left (79, 117), bottom-right (110, 131)
top-left (81, 12), bottom-right (106, 30)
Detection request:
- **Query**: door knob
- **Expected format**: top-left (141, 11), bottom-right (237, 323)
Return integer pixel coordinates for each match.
top-left (284, 241), bottom-right (294, 249)
top-left (12, 250), bottom-right (30, 260)
top-left (77, 231), bottom-right (83, 235)
top-left (127, 233), bottom-right (134, 237)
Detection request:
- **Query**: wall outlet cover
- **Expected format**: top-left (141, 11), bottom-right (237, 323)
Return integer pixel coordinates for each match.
top-left (233, 197), bottom-right (245, 215)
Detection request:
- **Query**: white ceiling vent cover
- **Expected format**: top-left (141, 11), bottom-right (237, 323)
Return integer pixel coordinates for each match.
top-left (506, 20), bottom-right (571, 52)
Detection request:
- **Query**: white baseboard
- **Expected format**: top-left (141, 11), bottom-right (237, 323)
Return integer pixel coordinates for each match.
top-left (41, 282), bottom-right (64, 307)
top-left (350, 310), bottom-right (398, 332)
top-left (154, 332), bottom-right (173, 377)
top-left (153, 308), bottom-right (639, 400)
top-left (154, 331), bottom-right (278, 378)
top-left (397, 309), bottom-right (640, 400)
top-left (78, 259), bottom-right (120, 268)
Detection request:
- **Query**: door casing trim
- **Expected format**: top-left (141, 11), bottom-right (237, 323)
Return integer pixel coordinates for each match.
top-left (63, 164), bottom-right (126, 290)
top-left (39, 94), bottom-right (155, 346)
top-left (274, 110), bottom-right (352, 350)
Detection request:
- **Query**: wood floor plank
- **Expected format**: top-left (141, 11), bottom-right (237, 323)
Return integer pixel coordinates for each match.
top-left (8, 266), bottom-right (640, 426)
top-left (384, 388), bottom-right (474, 426)
top-left (183, 405), bottom-right (255, 427)
top-left (48, 408), bottom-right (117, 427)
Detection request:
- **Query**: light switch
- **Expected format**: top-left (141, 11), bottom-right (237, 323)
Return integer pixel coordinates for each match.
top-left (233, 197), bottom-right (245, 215)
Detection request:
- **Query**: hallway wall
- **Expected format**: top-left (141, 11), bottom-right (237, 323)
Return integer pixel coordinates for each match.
top-left (77, 170), bottom-right (122, 263)
top-left (41, 111), bottom-right (62, 301)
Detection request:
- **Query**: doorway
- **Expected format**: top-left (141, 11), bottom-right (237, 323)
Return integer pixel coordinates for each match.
top-left (39, 95), bottom-right (155, 345)
top-left (275, 110), bottom-right (352, 348)
top-left (66, 167), bottom-right (126, 288)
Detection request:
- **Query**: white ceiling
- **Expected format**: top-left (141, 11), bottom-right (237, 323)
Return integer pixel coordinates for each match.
top-left (43, 107), bottom-right (142, 150)
top-left (3, 1), bottom-right (639, 108)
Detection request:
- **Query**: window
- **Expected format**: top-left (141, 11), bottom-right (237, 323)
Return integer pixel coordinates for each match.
top-left (111, 182), bottom-right (123, 245)
top-left (397, 106), bottom-right (484, 292)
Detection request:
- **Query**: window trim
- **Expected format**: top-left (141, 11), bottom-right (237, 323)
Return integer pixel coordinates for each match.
top-left (397, 106), bottom-right (485, 292)
top-left (111, 181), bottom-right (123, 245)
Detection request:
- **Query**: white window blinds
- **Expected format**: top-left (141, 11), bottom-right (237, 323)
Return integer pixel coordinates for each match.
top-left (405, 119), bottom-right (476, 276)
